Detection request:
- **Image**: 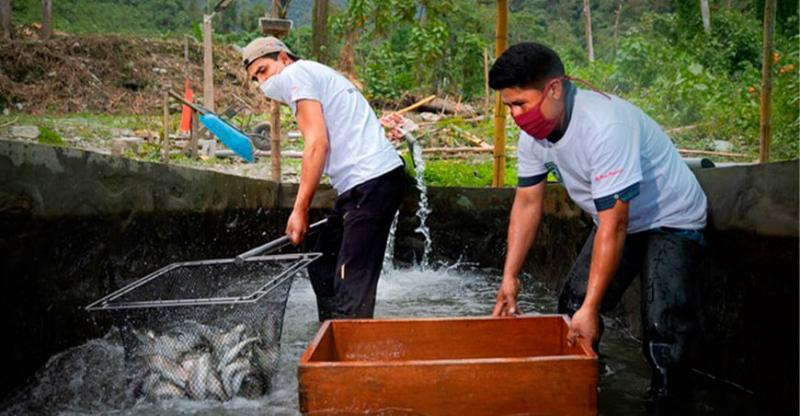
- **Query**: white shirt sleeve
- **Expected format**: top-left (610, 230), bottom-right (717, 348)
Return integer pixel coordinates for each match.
top-left (284, 65), bottom-right (320, 106)
top-left (517, 133), bottom-right (548, 178)
top-left (589, 122), bottom-right (643, 199)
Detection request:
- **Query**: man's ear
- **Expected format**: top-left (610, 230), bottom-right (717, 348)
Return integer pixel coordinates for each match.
top-left (550, 79), bottom-right (564, 100)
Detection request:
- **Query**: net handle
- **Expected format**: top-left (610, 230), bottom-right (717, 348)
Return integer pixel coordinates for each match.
top-left (234, 218), bottom-right (328, 265)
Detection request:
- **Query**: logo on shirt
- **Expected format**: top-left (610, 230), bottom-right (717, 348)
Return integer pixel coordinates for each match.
top-left (594, 169), bottom-right (624, 182)
top-left (545, 161), bottom-right (563, 183)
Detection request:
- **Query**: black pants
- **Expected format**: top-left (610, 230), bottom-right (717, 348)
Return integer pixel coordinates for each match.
top-left (306, 165), bottom-right (406, 321)
top-left (558, 227), bottom-right (703, 398)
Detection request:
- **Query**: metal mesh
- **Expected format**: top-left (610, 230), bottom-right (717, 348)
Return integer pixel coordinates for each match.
top-left (86, 253), bottom-right (320, 401)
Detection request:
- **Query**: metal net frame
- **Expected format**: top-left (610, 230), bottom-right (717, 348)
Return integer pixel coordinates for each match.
top-left (86, 253), bottom-right (320, 401)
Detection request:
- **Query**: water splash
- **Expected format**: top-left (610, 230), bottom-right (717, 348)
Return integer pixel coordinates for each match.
top-left (407, 134), bottom-right (432, 269)
top-left (382, 211), bottom-right (399, 272)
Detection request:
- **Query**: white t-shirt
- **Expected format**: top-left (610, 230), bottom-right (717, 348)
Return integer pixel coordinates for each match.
top-left (264, 60), bottom-right (402, 194)
top-left (517, 89), bottom-right (707, 233)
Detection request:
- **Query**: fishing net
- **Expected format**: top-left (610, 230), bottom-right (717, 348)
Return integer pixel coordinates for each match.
top-left (86, 253), bottom-right (320, 401)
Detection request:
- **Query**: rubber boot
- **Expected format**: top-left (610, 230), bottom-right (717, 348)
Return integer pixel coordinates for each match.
top-left (646, 342), bottom-right (694, 415)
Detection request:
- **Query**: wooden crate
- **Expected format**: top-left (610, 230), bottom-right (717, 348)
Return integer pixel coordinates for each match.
top-left (298, 315), bottom-right (597, 415)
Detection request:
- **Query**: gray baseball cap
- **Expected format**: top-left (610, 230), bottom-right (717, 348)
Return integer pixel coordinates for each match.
top-left (242, 36), bottom-right (298, 69)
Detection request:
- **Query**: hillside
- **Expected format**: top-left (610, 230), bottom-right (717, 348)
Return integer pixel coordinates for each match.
top-left (0, 33), bottom-right (259, 115)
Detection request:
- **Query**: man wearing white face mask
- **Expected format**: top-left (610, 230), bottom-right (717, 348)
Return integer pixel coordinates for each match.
top-left (242, 37), bottom-right (406, 321)
top-left (489, 42), bottom-right (707, 410)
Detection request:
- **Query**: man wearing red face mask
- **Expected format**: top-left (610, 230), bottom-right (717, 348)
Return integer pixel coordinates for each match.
top-left (489, 42), bottom-right (707, 408)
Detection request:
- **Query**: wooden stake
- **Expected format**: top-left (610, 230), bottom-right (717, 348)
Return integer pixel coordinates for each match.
top-left (162, 88), bottom-right (170, 163)
top-left (270, 0), bottom-right (282, 183)
top-left (583, 0), bottom-right (594, 62)
top-left (492, 0), bottom-right (508, 187)
top-left (203, 14), bottom-right (214, 112)
top-left (190, 110), bottom-right (199, 159)
top-left (0, 0), bottom-right (11, 40)
top-left (758, 0), bottom-right (776, 163)
top-left (41, 0), bottom-right (51, 40)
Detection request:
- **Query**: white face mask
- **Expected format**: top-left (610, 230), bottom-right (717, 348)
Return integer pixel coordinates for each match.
top-left (259, 73), bottom-right (284, 103)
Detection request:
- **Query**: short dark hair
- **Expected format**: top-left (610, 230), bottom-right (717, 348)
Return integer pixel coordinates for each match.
top-left (489, 42), bottom-right (565, 90)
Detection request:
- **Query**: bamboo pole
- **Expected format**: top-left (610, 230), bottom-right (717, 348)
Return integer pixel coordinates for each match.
top-left (41, 0), bottom-right (51, 40)
top-left (202, 14), bottom-right (214, 112)
top-left (1, 0), bottom-right (11, 40)
top-left (190, 111), bottom-right (199, 159)
top-left (492, 0), bottom-right (508, 187)
top-left (758, 0), bottom-right (776, 163)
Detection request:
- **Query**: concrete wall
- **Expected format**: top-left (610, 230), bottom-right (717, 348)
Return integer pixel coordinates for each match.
top-left (0, 140), bottom-right (797, 412)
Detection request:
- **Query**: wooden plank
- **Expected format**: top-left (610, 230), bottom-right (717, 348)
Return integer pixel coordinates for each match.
top-left (325, 317), bottom-right (566, 361)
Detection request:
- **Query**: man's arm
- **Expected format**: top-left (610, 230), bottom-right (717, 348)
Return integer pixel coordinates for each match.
top-left (566, 198), bottom-right (629, 349)
top-left (286, 99), bottom-right (329, 245)
top-left (492, 181), bottom-right (545, 316)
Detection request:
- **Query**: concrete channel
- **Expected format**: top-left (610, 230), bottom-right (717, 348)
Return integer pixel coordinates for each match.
top-left (1, 139), bottom-right (797, 413)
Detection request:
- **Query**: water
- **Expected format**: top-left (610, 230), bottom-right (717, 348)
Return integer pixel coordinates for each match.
top-left (1, 266), bottom-right (672, 416)
top-left (407, 135), bottom-right (432, 269)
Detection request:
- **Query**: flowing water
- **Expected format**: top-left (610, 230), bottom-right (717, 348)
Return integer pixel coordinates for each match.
top-left (1, 266), bottom-right (666, 416)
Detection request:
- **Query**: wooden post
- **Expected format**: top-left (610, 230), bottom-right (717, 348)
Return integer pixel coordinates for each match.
top-left (492, 0), bottom-right (508, 188)
top-left (1, 0), bottom-right (11, 40)
top-left (203, 14), bottom-right (215, 112)
top-left (162, 88), bottom-right (170, 163)
top-left (583, 0), bottom-right (594, 62)
top-left (700, 0), bottom-right (711, 33)
top-left (758, 0), bottom-right (776, 163)
top-left (613, 0), bottom-right (623, 58)
top-left (269, 0), bottom-right (283, 183)
top-left (190, 111), bottom-right (199, 159)
top-left (41, 0), bottom-right (52, 40)
top-left (483, 48), bottom-right (490, 113)
top-left (311, 0), bottom-right (328, 63)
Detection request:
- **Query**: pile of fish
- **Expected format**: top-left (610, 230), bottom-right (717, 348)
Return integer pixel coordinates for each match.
top-left (129, 320), bottom-right (280, 401)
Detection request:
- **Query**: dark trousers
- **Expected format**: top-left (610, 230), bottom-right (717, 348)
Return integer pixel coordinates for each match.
top-left (558, 226), bottom-right (703, 398)
top-left (306, 165), bottom-right (406, 321)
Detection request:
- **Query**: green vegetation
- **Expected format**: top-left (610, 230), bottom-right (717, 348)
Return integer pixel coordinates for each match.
top-left (36, 126), bottom-right (64, 146)
top-left (4, 0), bottom-right (798, 186)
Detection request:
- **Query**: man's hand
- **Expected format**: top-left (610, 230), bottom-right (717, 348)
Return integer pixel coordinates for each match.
top-left (492, 276), bottom-right (522, 317)
top-left (285, 208), bottom-right (309, 245)
top-left (567, 305), bottom-right (599, 351)
top-left (379, 113), bottom-right (406, 141)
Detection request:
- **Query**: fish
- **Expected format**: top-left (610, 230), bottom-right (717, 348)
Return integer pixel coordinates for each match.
top-left (217, 337), bottom-right (259, 372)
top-left (221, 358), bottom-right (252, 397)
top-left (228, 364), bottom-right (254, 398)
top-left (150, 380), bottom-right (186, 401)
top-left (187, 352), bottom-right (211, 400)
top-left (206, 370), bottom-right (229, 401)
top-left (145, 354), bottom-right (188, 390)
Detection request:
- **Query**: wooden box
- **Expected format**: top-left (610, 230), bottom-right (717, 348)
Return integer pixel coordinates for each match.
top-left (298, 315), bottom-right (597, 415)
